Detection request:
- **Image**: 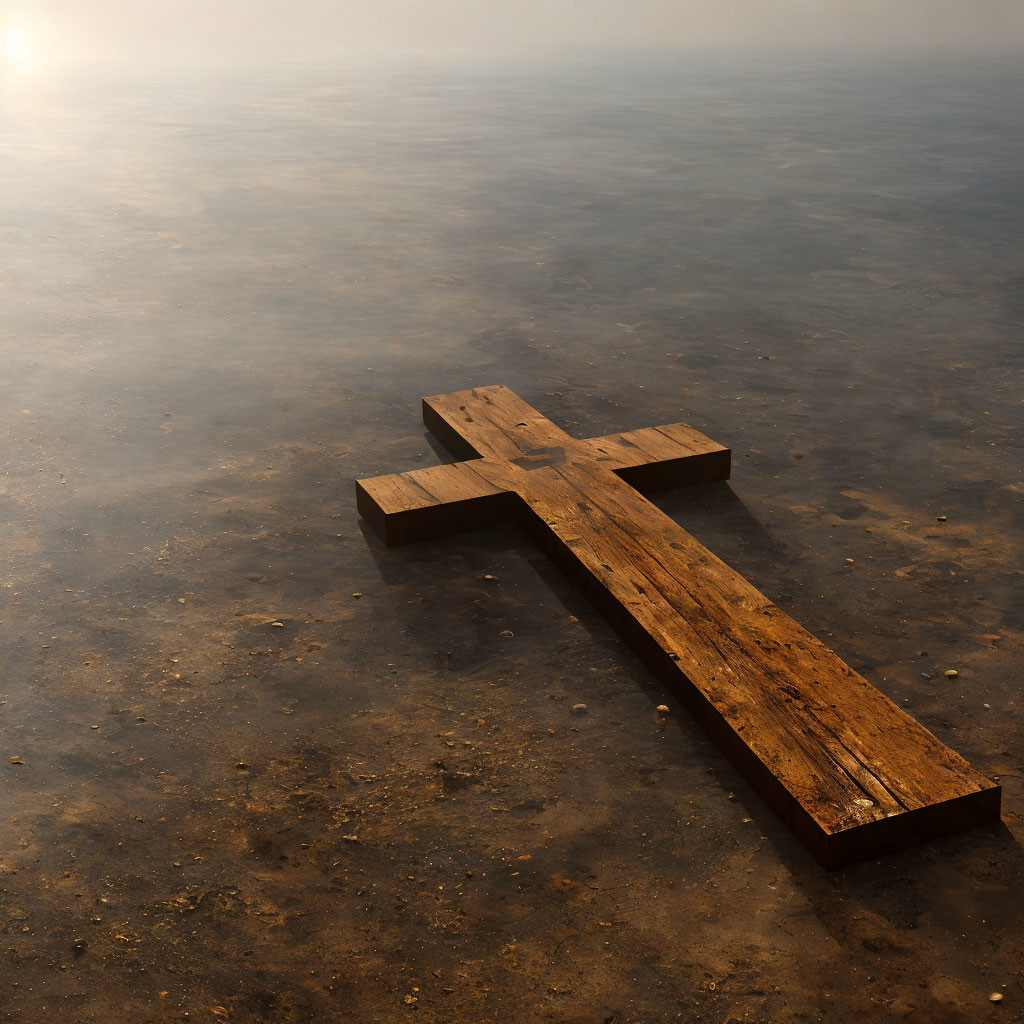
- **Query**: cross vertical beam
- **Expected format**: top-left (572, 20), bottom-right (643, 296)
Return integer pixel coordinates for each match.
top-left (356, 385), bottom-right (1000, 868)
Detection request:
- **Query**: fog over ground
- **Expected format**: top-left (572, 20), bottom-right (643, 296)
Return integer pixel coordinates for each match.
top-left (3, 0), bottom-right (1024, 69)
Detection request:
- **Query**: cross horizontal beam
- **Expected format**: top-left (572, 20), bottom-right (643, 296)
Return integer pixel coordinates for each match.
top-left (357, 391), bottom-right (730, 545)
top-left (357, 385), bottom-right (1000, 868)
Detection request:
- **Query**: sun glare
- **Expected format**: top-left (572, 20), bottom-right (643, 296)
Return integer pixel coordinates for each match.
top-left (3, 25), bottom-right (34, 68)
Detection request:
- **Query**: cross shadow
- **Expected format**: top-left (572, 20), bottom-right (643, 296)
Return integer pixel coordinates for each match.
top-left (652, 478), bottom-right (789, 564)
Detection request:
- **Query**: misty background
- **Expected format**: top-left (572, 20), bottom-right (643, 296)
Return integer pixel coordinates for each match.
top-left (3, 0), bottom-right (1024, 70)
top-left (0, 0), bottom-right (1022, 1018)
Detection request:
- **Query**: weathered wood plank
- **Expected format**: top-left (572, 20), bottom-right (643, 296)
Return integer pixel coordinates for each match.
top-left (525, 459), bottom-right (994, 862)
top-left (357, 385), bottom-right (1000, 867)
top-left (586, 423), bottom-right (731, 492)
top-left (355, 463), bottom-right (511, 545)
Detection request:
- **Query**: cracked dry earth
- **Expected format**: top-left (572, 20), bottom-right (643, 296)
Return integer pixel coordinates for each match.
top-left (0, 56), bottom-right (1022, 1023)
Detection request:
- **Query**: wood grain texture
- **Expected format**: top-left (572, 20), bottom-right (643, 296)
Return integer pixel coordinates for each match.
top-left (357, 385), bottom-right (1000, 868)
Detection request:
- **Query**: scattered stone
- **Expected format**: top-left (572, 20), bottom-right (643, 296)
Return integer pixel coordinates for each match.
top-left (9, 756), bottom-right (24, 765)
top-left (499, 630), bottom-right (515, 638)
top-left (920, 673), bottom-right (932, 680)
top-left (571, 703), bottom-right (588, 715)
top-left (483, 574), bottom-right (497, 581)
top-left (845, 558), bottom-right (855, 564)
top-left (990, 993), bottom-right (1003, 1003)
top-left (270, 621), bottom-right (284, 628)
top-left (944, 669), bottom-right (958, 678)
top-left (71, 938), bottom-right (87, 956)
top-left (342, 834), bottom-right (359, 842)
top-left (403, 995), bottom-right (418, 1006)
top-left (936, 515), bottom-right (948, 522)
top-left (352, 592), bottom-right (362, 599)
top-left (983, 703), bottom-right (991, 710)
top-left (235, 762), bottom-right (250, 770)
top-left (656, 705), bottom-right (670, 714)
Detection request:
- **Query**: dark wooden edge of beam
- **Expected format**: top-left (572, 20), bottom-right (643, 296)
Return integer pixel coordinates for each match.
top-left (422, 398), bottom-right (484, 461)
top-left (356, 479), bottom-right (516, 546)
top-left (516, 509), bottom-right (1001, 869)
top-left (820, 785), bottom-right (1002, 869)
top-left (615, 448), bottom-right (732, 494)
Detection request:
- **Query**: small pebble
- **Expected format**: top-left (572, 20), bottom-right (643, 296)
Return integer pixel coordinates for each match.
top-left (845, 558), bottom-right (855, 564)
top-left (71, 938), bottom-right (87, 955)
top-left (989, 992), bottom-right (1003, 1003)
top-left (352, 592), bottom-right (362, 599)
top-left (920, 673), bottom-right (932, 680)
top-left (937, 515), bottom-right (948, 522)
top-left (483, 574), bottom-right (497, 581)
top-left (270, 621), bottom-right (284, 628)
top-left (656, 705), bottom-right (670, 714)
top-left (499, 630), bottom-right (515, 638)
top-left (571, 703), bottom-right (588, 715)
top-left (235, 761), bottom-right (250, 770)
top-left (944, 669), bottom-right (958, 678)
top-left (983, 703), bottom-right (991, 710)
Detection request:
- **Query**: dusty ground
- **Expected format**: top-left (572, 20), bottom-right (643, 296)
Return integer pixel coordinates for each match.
top-left (0, 56), bottom-right (1021, 1022)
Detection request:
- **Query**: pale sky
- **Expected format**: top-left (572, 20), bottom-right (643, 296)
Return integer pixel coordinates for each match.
top-left (4, 0), bottom-right (1024, 69)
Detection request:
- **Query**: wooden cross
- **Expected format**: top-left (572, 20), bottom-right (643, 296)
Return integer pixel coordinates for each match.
top-left (356, 385), bottom-right (999, 867)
